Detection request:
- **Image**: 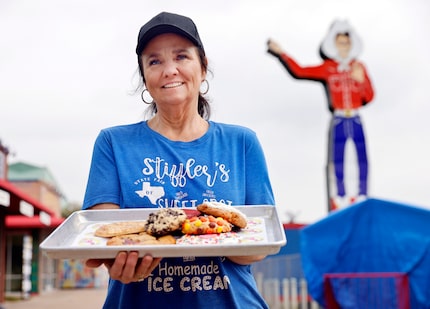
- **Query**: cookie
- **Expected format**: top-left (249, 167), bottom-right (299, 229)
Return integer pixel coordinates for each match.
top-left (94, 221), bottom-right (147, 238)
top-left (105, 232), bottom-right (176, 246)
top-left (197, 202), bottom-right (247, 228)
top-left (145, 208), bottom-right (187, 236)
top-left (156, 235), bottom-right (177, 245)
top-left (106, 233), bottom-right (157, 246)
top-left (182, 215), bottom-right (232, 235)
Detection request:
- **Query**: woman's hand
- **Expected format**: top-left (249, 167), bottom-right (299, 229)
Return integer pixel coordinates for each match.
top-left (86, 204), bottom-right (162, 283)
top-left (86, 252), bottom-right (162, 284)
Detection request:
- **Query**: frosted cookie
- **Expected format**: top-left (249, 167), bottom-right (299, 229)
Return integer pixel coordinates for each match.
top-left (77, 237), bottom-right (103, 246)
top-left (197, 202), bottom-right (247, 228)
top-left (177, 232), bottom-right (241, 245)
top-left (94, 221), bottom-right (147, 238)
top-left (177, 234), bottom-right (221, 245)
top-left (145, 208), bottom-right (187, 236)
top-left (182, 215), bottom-right (232, 235)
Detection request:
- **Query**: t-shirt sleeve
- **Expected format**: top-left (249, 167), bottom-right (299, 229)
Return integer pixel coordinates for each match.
top-left (82, 130), bottom-right (122, 209)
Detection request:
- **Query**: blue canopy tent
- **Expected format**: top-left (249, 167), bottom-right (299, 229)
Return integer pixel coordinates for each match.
top-left (301, 198), bottom-right (430, 308)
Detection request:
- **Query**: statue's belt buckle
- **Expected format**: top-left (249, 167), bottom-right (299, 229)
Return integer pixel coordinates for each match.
top-left (345, 109), bottom-right (352, 117)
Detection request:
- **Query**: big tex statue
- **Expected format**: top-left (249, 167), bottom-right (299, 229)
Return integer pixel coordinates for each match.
top-left (267, 20), bottom-right (375, 210)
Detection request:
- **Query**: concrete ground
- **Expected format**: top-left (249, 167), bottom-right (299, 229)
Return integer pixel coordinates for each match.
top-left (1, 288), bottom-right (107, 309)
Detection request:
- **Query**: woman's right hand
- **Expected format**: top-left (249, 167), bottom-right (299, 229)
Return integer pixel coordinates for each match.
top-left (86, 252), bottom-right (162, 284)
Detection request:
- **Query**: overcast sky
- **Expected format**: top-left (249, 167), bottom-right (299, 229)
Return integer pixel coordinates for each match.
top-left (1, 0), bottom-right (429, 223)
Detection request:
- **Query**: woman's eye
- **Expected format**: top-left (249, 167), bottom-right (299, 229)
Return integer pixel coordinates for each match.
top-left (177, 54), bottom-right (188, 60)
top-left (148, 59), bottom-right (160, 66)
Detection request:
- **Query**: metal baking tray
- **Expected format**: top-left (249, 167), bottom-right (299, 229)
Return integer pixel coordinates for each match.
top-left (40, 205), bottom-right (286, 259)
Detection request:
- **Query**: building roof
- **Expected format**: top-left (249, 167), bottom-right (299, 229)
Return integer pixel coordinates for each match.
top-left (0, 179), bottom-right (56, 217)
top-left (8, 161), bottom-right (63, 195)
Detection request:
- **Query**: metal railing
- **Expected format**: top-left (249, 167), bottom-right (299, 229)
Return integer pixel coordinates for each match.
top-left (253, 254), bottom-right (321, 309)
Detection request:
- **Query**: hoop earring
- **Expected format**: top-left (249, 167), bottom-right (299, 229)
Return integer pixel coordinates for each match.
top-left (141, 89), bottom-right (153, 104)
top-left (200, 79), bottom-right (209, 95)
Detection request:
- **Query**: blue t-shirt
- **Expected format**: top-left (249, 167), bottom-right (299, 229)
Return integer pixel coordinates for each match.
top-left (83, 121), bottom-right (275, 309)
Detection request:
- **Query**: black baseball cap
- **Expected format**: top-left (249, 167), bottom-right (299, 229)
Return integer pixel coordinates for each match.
top-left (136, 12), bottom-right (205, 56)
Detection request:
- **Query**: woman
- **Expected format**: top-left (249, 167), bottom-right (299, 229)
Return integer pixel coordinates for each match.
top-left (84, 12), bottom-right (274, 308)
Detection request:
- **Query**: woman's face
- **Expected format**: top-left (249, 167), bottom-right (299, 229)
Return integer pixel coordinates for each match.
top-left (335, 34), bottom-right (351, 59)
top-left (140, 33), bottom-right (206, 108)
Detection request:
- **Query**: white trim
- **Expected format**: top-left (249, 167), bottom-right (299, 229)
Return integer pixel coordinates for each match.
top-left (39, 211), bottom-right (52, 226)
top-left (0, 189), bottom-right (10, 207)
top-left (19, 200), bottom-right (34, 217)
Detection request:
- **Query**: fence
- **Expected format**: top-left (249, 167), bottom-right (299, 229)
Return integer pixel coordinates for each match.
top-left (253, 255), bottom-right (412, 309)
top-left (253, 254), bottom-right (321, 309)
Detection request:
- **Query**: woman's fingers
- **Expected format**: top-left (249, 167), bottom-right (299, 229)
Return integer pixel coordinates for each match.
top-left (135, 256), bottom-right (162, 280)
top-left (106, 252), bottom-right (161, 284)
top-left (122, 251), bottom-right (142, 283)
top-left (109, 251), bottom-right (131, 282)
top-left (85, 259), bottom-right (104, 268)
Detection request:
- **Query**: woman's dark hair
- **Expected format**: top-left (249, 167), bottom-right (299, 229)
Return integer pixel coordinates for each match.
top-left (137, 47), bottom-right (211, 120)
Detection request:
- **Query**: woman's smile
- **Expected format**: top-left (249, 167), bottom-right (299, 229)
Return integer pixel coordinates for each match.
top-left (162, 82), bottom-right (184, 89)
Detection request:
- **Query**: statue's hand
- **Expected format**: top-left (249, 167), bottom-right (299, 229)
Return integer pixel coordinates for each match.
top-left (267, 39), bottom-right (284, 56)
top-left (351, 62), bottom-right (365, 83)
